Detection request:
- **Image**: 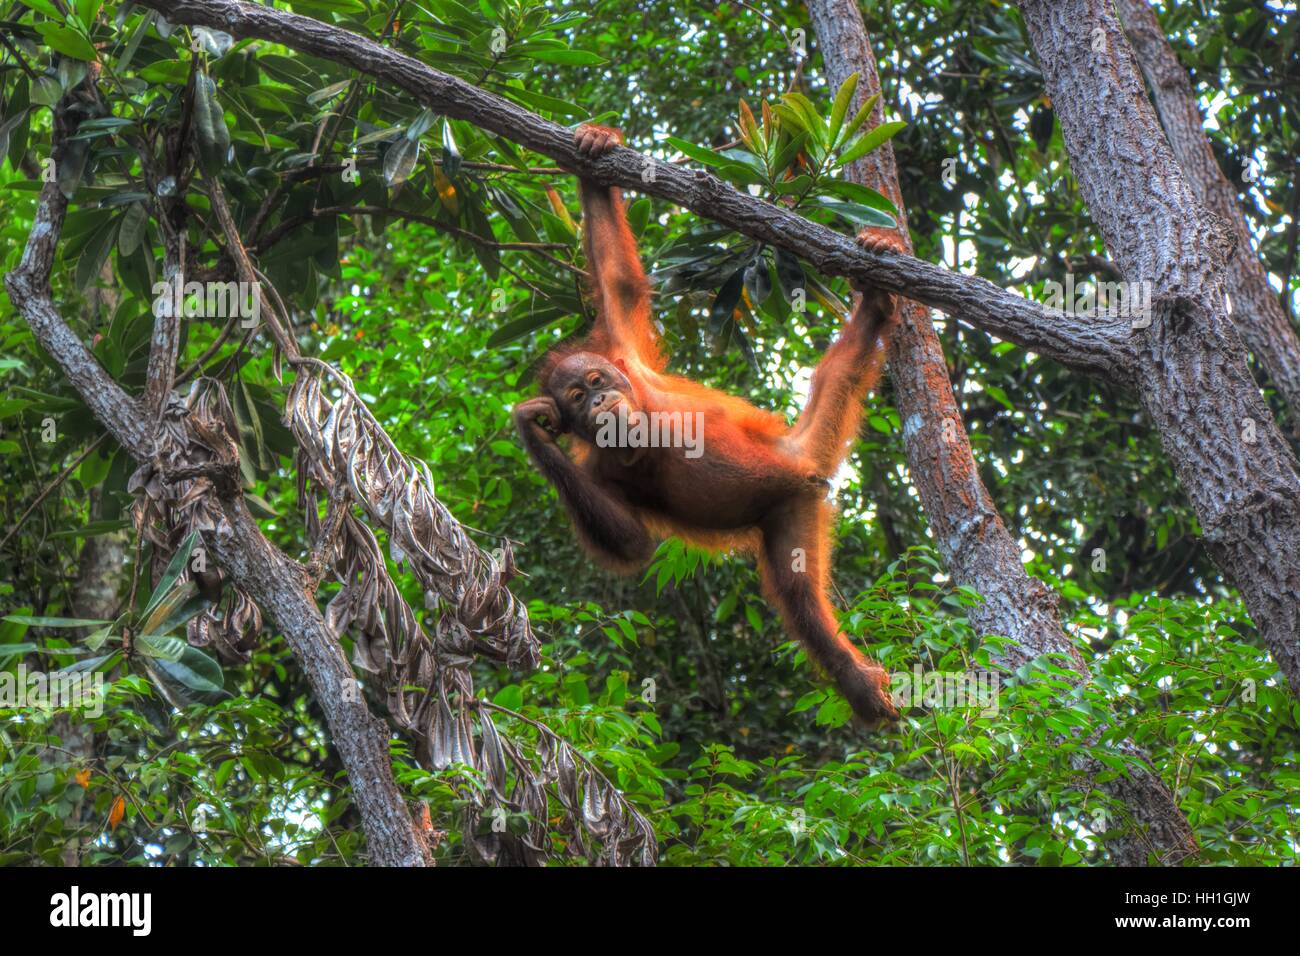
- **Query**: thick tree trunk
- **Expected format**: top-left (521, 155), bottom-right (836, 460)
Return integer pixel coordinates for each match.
top-left (54, 489), bottom-right (127, 866)
top-left (806, 0), bottom-right (1197, 866)
top-left (1019, 0), bottom-right (1300, 696)
top-left (1116, 0), bottom-right (1300, 430)
top-left (52, 263), bottom-right (125, 866)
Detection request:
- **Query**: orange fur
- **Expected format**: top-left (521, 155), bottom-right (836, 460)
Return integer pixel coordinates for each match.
top-left (516, 123), bottom-right (903, 727)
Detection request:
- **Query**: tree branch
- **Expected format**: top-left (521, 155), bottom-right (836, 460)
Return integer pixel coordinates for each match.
top-left (135, 0), bottom-right (1131, 378)
top-left (4, 168), bottom-right (430, 869)
top-left (6, 180), bottom-right (154, 459)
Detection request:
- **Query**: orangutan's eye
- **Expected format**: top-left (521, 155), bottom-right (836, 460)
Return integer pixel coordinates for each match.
top-left (568, 389), bottom-right (583, 403)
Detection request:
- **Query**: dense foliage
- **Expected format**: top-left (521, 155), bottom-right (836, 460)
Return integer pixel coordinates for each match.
top-left (0, 0), bottom-right (1296, 865)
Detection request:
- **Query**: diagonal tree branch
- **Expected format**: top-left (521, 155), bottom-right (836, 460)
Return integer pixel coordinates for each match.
top-left (6, 167), bottom-right (154, 457)
top-left (4, 160), bottom-right (430, 867)
top-left (135, 0), bottom-right (1130, 379)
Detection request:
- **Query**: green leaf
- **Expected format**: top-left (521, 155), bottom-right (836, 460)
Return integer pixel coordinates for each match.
top-left (1, 85), bottom-right (29, 166)
top-left (35, 24), bottom-right (99, 62)
top-left (215, 758), bottom-right (236, 788)
top-left (824, 180), bottom-right (898, 217)
top-left (69, 117), bottom-right (136, 141)
top-left (75, 218), bottom-right (117, 290)
top-left (58, 57), bottom-right (88, 92)
top-left (815, 197), bottom-right (896, 229)
top-left (626, 197), bottom-right (651, 237)
top-left (486, 307), bottom-right (568, 347)
top-left (139, 583), bottom-right (210, 639)
top-left (664, 136), bottom-right (729, 170)
top-left (290, 0), bottom-right (366, 13)
top-left (117, 201), bottom-right (148, 257)
top-left (521, 48), bottom-right (606, 66)
top-left (769, 131), bottom-right (808, 177)
top-left (0, 398), bottom-right (31, 419)
top-left (840, 92), bottom-right (881, 144)
top-left (383, 136), bottom-right (419, 186)
top-left (835, 120), bottom-right (907, 168)
top-left (64, 652), bottom-right (119, 673)
top-left (30, 75), bottom-right (63, 107)
top-left (75, 0), bottom-right (100, 32)
top-left (406, 107), bottom-right (436, 141)
top-left (305, 79), bottom-right (350, 108)
top-left (499, 86), bottom-right (585, 119)
top-left (791, 689), bottom-right (826, 713)
top-left (78, 447), bottom-right (112, 488)
top-left (18, 0), bottom-right (62, 17)
top-left (152, 646), bottom-right (225, 695)
top-left (492, 684), bottom-right (524, 711)
top-left (1, 615), bottom-right (110, 628)
top-left (57, 137), bottom-right (90, 198)
top-left (115, 9), bottom-right (155, 74)
top-left (441, 118), bottom-right (461, 178)
top-left (142, 531), bottom-right (201, 619)
top-left (781, 92), bottom-right (826, 148)
top-left (828, 72), bottom-right (859, 146)
top-left (136, 633), bottom-right (187, 662)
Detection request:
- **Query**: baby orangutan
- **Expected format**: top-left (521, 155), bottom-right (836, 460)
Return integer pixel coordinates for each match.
top-left (516, 124), bottom-right (904, 726)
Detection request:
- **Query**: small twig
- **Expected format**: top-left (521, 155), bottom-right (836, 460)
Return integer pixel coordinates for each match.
top-left (205, 174), bottom-right (302, 360)
top-left (175, 309), bottom-right (245, 385)
top-left (0, 28), bottom-right (38, 79)
top-left (476, 699), bottom-right (627, 797)
top-left (0, 435), bottom-right (108, 552)
top-left (311, 1), bottom-right (406, 171)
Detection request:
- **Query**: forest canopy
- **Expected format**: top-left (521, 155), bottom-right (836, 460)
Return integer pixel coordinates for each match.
top-left (0, 0), bottom-right (1296, 868)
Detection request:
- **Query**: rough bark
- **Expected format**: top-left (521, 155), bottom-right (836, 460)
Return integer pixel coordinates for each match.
top-left (1116, 0), bottom-right (1300, 429)
top-left (806, 0), bottom-right (1197, 866)
top-left (43, 261), bottom-right (125, 866)
top-left (1018, 0), bottom-right (1300, 696)
top-left (204, 493), bottom-right (430, 866)
top-left (45, 489), bottom-right (126, 866)
top-left (5, 165), bottom-right (429, 867)
top-left (135, 0), bottom-right (1128, 377)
